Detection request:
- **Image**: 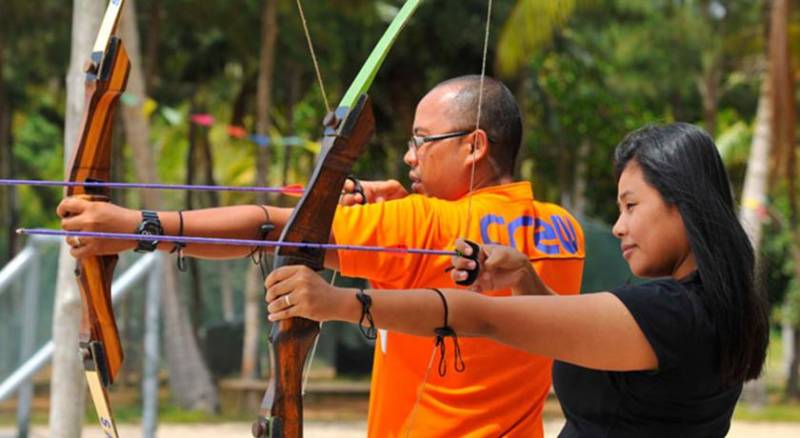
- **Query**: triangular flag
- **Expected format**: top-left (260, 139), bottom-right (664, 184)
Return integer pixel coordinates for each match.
top-left (161, 107), bottom-right (183, 125)
top-left (190, 113), bottom-right (215, 126)
top-left (142, 98), bottom-right (158, 118)
top-left (250, 134), bottom-right (270, 147)
top-left (120, 93), bottom-right (139, 106)
top-left (283, 136), bottom-right (303, 146)
top-left (227, 125), bottom-right (248, 139)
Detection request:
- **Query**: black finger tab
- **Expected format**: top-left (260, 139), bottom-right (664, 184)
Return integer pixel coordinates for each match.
top-left (454, 239), bottom-right (480, 286)
top-left (345, 175), bottom-right (367, 205)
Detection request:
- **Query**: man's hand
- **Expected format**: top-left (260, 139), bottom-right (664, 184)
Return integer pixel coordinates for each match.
top-left (265, 265), bottom-right (353, 322)
top-left (450, 239), bottom-right (550, 296)
top-left (340, 179), bottom-right (408, 206)
top-left (57, 198), bottom-right (141, 257)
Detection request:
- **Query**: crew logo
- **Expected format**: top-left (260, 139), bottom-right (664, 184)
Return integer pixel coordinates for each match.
top-left (480, 214), bottom-right (580, 255)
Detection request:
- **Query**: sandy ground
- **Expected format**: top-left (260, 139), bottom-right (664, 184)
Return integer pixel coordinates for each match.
top-left (2, 419), bottom-right (800, 437)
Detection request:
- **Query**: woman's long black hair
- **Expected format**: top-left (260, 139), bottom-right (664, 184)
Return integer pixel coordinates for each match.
top-left (614, 122), bottom-right (769, 384)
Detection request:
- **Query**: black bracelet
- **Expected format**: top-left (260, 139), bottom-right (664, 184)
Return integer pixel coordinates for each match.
top-left (248, 205), bottom-right (275, 259)
top-left (355, 289), bottom-right (377, 340)
top-left (250, 205), bottom-right (276, 280)
top-left (431, 288), bottom-right (465, 376)
top-left (170, 210), bottom-right (187, 271)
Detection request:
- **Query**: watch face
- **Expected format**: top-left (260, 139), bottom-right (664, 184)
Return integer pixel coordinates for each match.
top-left (140, 223), bottom-right (159, 235)
top-left (136, 218), bottom-right (163, 252)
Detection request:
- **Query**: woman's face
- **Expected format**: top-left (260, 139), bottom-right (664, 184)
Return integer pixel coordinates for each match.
top-left (612, 161), bottom-right (696, 279)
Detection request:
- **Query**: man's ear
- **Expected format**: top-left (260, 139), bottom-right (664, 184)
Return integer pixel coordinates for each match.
top-left (465, 129), bottom-right (490, 164)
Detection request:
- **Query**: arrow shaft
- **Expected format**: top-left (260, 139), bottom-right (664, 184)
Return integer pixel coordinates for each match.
top-left (17, 228), bottom-right (456, 257)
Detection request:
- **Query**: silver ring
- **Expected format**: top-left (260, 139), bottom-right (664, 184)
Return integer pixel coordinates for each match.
top-left (284, 295), bottom-right (291, 307)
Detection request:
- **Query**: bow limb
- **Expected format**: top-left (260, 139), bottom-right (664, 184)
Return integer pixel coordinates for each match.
top-left (252, 2), bottom-right (422, 437)
top-left (338, 0), bottom-right (423, 108)
top-left (65, 0), bottom-right (129, 436)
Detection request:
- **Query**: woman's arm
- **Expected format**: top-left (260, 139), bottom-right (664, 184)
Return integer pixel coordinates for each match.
top-left (266, 266), bottom-right (657, 371)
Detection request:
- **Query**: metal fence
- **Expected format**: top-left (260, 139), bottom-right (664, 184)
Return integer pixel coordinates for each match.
top-left (0, 236), bottom-right (163, 438)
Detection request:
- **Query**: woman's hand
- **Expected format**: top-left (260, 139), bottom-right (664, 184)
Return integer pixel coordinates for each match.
top-left (450, 239), bottom-right (550, 295)
top-left (265, 265), bottom-right (351, 322)
top-left (339, 179), bottom-right (408, 205)
top-left (57, 198), bottom-right (141, 257)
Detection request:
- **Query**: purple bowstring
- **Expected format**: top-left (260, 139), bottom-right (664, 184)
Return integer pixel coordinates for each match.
top-left (0, 179), bottom-right (303, 194)
top-left (17, 228), bottom-right (457, 257)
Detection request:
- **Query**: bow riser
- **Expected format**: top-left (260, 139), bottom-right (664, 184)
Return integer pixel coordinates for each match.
top-left (257, 322), bottom-right (320, 438)
top-left (253, 95), bottom-right (375, 438)
top-left (272, 99), bottom-right (375, 269)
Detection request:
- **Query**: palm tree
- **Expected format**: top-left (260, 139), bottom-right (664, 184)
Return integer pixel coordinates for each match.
top-left (739, 0), bottom-right (798, 403)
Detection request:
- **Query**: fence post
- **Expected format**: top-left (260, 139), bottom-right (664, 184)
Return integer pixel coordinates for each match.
top-left (15, 243), bottom-right (41, 438)
top-left (142, 253), bottom-right (162, 438)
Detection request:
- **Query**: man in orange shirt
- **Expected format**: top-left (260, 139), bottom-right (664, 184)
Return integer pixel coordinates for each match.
top-left (59, 75), bottom-right (585, 436)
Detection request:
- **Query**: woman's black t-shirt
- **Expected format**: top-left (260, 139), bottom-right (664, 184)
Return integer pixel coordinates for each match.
top-left (552, 273), bottom-right (742, 437)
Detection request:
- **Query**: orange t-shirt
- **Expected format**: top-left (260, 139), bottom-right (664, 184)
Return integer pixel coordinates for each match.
top-left (332, 182), bottom-right (585, 438)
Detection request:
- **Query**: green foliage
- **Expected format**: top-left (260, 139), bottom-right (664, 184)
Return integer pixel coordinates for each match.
top-left (496, 0), bottom-right (578, 77)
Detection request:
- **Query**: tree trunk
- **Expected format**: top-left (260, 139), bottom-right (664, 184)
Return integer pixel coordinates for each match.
top-left (143, 0), bottom-right (162, 92)
top-left (221, 261), bottom-right (236, 322)
top-left (120, 0), bottom-right (218, 412)
top-left (0, 27), bottom-right (19, 262)
top-left (788, 324), bottom-right (800, 399)
top-left (697, 53), bottom-right (721, 137)
top-left (0, 28), bottom-right (9, 263)
top-left (558, 140), bottom-right (573, 212)
top-left (241, 0), bottom-right (278, 410)
top-left (766, 0), bottom-right (800, 400)
top-left (48, 2), bottom-right (102, 435)
top-left (282, 63), bottom-right (301, 189)
top-left (738, 74), bottom-right (771, 409)
top-left (242, 270), bottom-right (263, 380)
top-left (255, 0), bottom-right (277, 191)
top-left (572, 139), bottom-right (589, 217)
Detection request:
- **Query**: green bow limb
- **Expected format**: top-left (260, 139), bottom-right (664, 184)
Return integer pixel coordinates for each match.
top-left (338, 0), bottom-right (423, 109)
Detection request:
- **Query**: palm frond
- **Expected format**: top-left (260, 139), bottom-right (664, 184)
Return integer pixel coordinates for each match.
top-left (496, 0), bottom-right (577, 77)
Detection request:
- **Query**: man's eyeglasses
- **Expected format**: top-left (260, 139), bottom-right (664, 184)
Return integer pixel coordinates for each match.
top-left (407, 130), bottom-right (471, 156)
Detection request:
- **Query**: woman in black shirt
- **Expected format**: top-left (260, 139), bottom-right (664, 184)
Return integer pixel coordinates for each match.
top-left (265, 123), bottom-right (769, 437)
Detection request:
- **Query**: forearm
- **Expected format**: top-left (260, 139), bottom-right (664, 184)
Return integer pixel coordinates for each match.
top-left (334, 289), bottom-right (655, 371)
top-left (154, 205), bottom-right (293, 258)
top-left (333, 288), bottom-right (494, 338)
top-left (513, 263), bottom-right (558, 296)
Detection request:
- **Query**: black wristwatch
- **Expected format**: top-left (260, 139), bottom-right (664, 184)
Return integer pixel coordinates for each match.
top-left (135, 210), bottom-right (164, 252)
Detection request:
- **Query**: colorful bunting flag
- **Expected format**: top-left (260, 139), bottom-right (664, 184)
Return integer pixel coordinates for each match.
top-left (142, 98), bottom-right (158, 118)
top-left (227, 125), bottom-right (248, 139)
top-left (250, 134), bottom-right (270, 147)
top-left (190, 114), bottom-right (215, 126)
top-left (120, 93), bottom-right (139, 106)
top-left (161, 107), bottom-right (183, 125)
top-left (118, 92), bottom-right (314, 148)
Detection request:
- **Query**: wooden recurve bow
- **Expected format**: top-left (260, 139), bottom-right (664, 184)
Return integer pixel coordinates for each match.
top-left (251, 1), bottom-right (423, 437)
top-left (65, 0), bottom-right (129, 436)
